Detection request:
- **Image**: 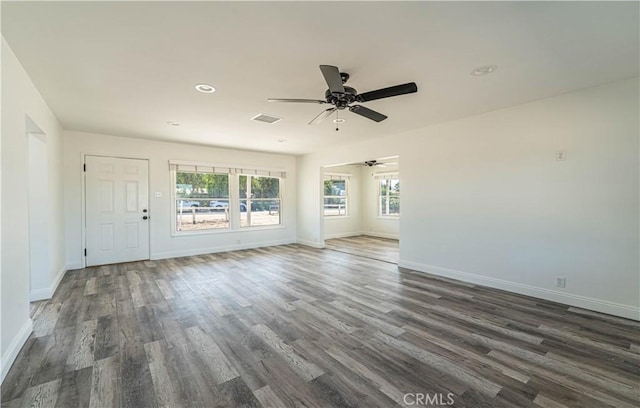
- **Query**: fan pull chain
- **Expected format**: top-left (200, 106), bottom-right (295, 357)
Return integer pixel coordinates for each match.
top-left (335, 111), bottom-right (340, 132)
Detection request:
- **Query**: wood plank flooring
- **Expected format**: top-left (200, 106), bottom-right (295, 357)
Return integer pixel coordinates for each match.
top-left (325, 235), bottom-right (399, 264)
top-left (2, 242), bottom-right (639, 407)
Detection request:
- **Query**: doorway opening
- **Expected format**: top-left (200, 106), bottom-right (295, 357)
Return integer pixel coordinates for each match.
top-left (322, 156), bottom-right (399, 263)
top-left (26, 116), bottom-right (50, 301)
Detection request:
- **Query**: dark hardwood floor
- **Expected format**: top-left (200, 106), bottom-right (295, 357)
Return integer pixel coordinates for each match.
top-left (2, 242), bottom-right (639, 407)
top-left (325, 235), bottom-right (399, 264)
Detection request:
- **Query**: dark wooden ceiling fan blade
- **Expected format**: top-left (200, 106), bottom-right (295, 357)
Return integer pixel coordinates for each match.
top-left (357, 82), bottom-right (417, 102)
top-left (349, 105), bottom-right (388, 122)
top-left (268, 98), bottom-right (327, 104)
top-left (319, 65), bottom-right (346, 95)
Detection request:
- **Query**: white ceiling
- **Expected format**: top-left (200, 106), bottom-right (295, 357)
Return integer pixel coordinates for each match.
top-left (2, 2), bottom-right (638, 155)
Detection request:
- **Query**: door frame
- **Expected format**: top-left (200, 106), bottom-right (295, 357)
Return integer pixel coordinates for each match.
top-left (81, 153), bottom-right (152, 268)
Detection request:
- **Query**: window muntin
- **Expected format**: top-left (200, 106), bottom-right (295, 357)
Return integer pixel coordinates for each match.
top-left (175, 172), bottom-right (230, 231)
top-left (379, 177), bottom-right (400, 216)
top-left (324, 179), bottom-right (348, 216)
top-left (239, 175), bottom-right (281, 227)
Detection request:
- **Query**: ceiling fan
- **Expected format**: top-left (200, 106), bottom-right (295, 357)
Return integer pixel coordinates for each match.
top-left (268, 65), bottom-right (417, 126)
top-left (351, 160), bottom-right (396, 167)
top-left (364, 160), bottom-right (396, 167)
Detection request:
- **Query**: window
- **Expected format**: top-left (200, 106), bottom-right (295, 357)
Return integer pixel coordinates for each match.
top-left (239, 175), bottom-right (281, 227)
top-left (379, 175), bottom-right (399, 216)
top-left (324, 178), bottom-right (348, 216)
top-left (171, 161), bottom-right (286, 234)
top-left (175, 171), bottom-right (230, 231)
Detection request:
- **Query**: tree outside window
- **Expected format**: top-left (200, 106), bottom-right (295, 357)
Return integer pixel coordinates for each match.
top-left (239, 175), bottom-right (281, 227)
top-left (175, 172), bottom-right (230, 231)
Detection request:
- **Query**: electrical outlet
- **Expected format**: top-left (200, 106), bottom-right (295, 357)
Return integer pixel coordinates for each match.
top-left (236, 239), bottom-right (241, 244)
top-left (555, 277), bottom-right (566, 288)
top-left (556, 151), bottom-right (567, 161)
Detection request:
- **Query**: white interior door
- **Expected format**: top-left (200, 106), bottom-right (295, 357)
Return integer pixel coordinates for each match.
top-left (85, 156), bottom-right (150, 266)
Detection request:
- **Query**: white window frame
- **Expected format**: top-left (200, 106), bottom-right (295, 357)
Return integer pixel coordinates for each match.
top-left (238, 173), bottom-right (283, 229)
top-left (172, 169), bottom-right (231, 235)
top-left (170, 160), bottom-right (286, 236)
top-left (323, 174), bottom-right (350, 217)
top-left (377, 173), bottom-right (400, 218)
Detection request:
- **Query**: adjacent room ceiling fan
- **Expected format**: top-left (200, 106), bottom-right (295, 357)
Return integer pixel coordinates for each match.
top-left (268, 65), bottom-right (418, 126)
top-left (346, 160), bottom-right (396, 168)
top-left (361, 160), bottom-right (395, 167)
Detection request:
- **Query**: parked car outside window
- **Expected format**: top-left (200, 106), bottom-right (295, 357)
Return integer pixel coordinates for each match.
top-left (178, 200), bottom-right (201, 208)
top-left (209, 200), bottom-right (247, 212)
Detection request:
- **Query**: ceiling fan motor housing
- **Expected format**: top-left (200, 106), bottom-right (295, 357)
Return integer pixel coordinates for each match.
top-left (325, 86), bottom-right (358, 109)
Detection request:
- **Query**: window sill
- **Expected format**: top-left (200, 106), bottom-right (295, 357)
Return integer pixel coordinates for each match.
top-left (324, 216), bottom-right (350, 220)
top-left (172, 228), bottom-right (231, 237)
top-left (377, 215), bottom-right (400, 220)
top-left (172, 224), bottom-right (285, 237)
top-left (238, 224), bottom-right (286, 232)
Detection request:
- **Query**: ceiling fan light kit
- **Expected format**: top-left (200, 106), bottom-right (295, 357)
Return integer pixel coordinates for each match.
top-left (268, 65), bottom-right (417, 128)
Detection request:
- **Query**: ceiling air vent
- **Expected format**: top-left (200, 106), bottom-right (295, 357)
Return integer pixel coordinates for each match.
top-left (251, 113), bottom-right (282, 124)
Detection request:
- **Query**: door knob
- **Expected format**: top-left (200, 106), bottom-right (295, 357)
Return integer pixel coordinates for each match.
top-left (143, 209), bottom-right (148, 213)
top-left (143, 216), bottom-right (148, 220)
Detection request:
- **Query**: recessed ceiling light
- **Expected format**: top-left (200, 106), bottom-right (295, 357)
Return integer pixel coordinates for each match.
top-left (166, 121), bottom-right (180, 126)
top-left (195, 83), bottom-right (216, 93)
top-left (333, 118), bottom-right (346, 124)
top-left (278, 139), bottom-right (287, 143)
top-left (470, 64), bottom-right (498, 76)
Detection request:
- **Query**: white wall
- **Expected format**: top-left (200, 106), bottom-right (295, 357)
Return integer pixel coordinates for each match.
top-left (1, 38), bottom-right (66, 381)
top-left (361, 164), bottom-right (400, 239)
top-left (0, 9), bottom-right (4, 384)
top-left (297, 78), bottom-right (639, 319)
top-left (63, 131), bottom-right (297, 267)
top-left (323, 164), bottom-right (362, 239)
top-left (27, 133), bottom-right (50, 297)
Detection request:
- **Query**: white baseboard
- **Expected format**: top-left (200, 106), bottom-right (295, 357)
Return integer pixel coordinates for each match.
top-left (296, 239), bottom-right (325, 249)
top-left (324, 232), bottom-right (362, 240)
top-left (398, 260), bottom-right (640, 321)
top-left (361, 231), bottom-right (400, 240)
top-left (29, 265), bottom-right (68, 302)
top-left (1, 318), bottom-right (33, 383)
top-left (323, 231), bottom-right (399, 240)
top-left (151, 239), bottom-right (296, 260)
top-left (50, 265), bottom-right (67, 296)
top-left (29, 288), bottom-right (51, 302)
top-left (65, 263), bottom-right (84, 271)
